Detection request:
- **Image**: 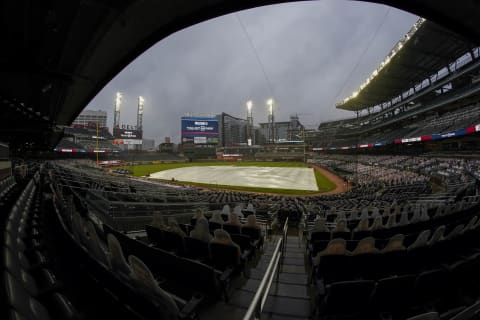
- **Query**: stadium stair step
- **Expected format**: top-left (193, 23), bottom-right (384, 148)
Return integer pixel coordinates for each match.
top-left (263, 295), bottom-right (311, 318)
top-left (202, 235), bottom-right (311, 319)
top-left (238, 279), bottom-right (309, 299)
top-left (227, 235), bottom-right (312, 319)
top-left (267, 315), bottom-right (310, 320)
top-left (260, 236), bottom-right (311, 318)
top-left (277, 273), bottom-right (309, 286)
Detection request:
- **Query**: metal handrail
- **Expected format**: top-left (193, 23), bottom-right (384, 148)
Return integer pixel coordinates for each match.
top-left (243, 218), bottom-right (288, 320)
top-left (281, 217), bottom-right (288, 262)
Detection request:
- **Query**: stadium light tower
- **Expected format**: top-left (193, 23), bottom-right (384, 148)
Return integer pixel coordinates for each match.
top-left (246, 100), bottom-right (254, 146)
top-left (267, 98), bottom-right (275, 143)
top-left (137, 96), bottom-right (144, 130)
top-left (136, 96), bottom-right (144, 152)
top-left (114, 92), bottom-right (122, 129)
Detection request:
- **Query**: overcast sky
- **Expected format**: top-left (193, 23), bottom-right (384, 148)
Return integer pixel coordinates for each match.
top-left (85, 0), bottom-right (418, 144)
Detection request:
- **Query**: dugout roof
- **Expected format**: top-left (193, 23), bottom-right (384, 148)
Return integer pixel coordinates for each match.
top-left (1, 0), bottom-right (480, 150)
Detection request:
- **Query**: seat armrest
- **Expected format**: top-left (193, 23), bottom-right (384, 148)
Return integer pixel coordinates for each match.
top-left (240, 251), bottom-right (250, 261)
top-left (154, 274), bottom-right (166, 285)
top-left (305, 232), bottom-right (311, 242)
top-left (219, 267), bottom-right (233, 282)
top-left (178, 293), bottom-right (204, 320)
top-left (315, 278), bottom-right (326, 297)
top-left (219, 267), bottom-right (234, 301)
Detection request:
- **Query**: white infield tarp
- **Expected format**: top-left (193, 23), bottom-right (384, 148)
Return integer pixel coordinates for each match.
top-left (149, 166), bottom-right (318, 191)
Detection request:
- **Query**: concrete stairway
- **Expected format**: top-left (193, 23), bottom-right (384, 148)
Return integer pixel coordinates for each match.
top-left (227, 235), bottom-right (312, 319)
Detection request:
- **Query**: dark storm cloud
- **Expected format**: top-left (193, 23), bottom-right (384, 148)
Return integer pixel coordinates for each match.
top-left (85, 0), bottom-right (418, 144)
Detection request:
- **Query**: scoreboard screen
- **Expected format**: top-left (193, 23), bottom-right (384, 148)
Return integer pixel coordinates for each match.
top-left (113, 128), bottom-right (143, 140)
top-left (181, 117), bottom-right (219, 144)
top-left (113, 127), bottom-right (142, 145)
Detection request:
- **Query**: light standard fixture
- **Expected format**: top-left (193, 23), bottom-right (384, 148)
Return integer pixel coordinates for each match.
top-left (246, 100), bottom-right (253, 112)
top-left (267, 98), bottom-right (275, 143)
top-left (136, 96), bottom-right (144, 152)
top-left (114, 92), bottom-right (122, 129)
top-left (246, 100), bottom-right (253, 146)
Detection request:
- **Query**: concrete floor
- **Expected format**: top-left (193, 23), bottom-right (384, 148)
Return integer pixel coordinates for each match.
top-left (149, 166), bottom-right (318, 191)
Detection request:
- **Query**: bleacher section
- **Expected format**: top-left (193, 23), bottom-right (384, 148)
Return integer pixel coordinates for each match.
top-left (2, 156), bottom-right (480, 319)
top-left (56, 126), bottom-right (121, 153)
top-left (313, 102), bottom-right (480, 150)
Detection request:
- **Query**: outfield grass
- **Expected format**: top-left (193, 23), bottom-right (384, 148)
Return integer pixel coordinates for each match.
top-left (114, 161), bottom-right (336, 195)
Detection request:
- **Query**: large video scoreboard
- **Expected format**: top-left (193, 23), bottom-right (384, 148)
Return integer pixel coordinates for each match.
top-left (113, 127), bottom-right (143, 145)
top-left (181, 116), bottom-right (219, 144)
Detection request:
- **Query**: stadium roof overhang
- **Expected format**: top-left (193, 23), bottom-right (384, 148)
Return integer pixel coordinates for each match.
top-left (1, 0), bottom-right (480, 150)
top-left (336, 19), bottom-right (478, 111)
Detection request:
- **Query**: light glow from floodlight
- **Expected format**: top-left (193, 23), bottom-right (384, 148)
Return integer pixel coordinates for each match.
top-left (115, 92), bottom-right (122, 111)
top-left (337, 17), bottom-right (426, 107)
top-left (138, 96), bottom-right (144, 114)
top-left (246, 100), bottom-right (253, 111)
top-left (267, 98), bottom-right (274, 115)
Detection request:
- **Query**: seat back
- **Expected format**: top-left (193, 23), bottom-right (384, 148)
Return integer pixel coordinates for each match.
top-left (318, 255), bottom-right (352, 283)
top-left (104, 223), bottom-right (179, 279)
top-left (185, 236), bottom-right (210, 261)
top-left (128, 255), bottom-right (180, 318)
top-left (370, 216), bottom-right (383, 231)
top-left (371, 207), bottom-right (380, 218)
top-left (408, 230), bottom-right (431, 251)
top-left (462, 216), bottom-right (478, 234)
top-left (331, 231), bottom-right (350, 240)
top-left (162, 229), bottom-right (185, 254)
top-left (398, 211), bottom-right (409, 226)
top-left (190, 218), bottom-right (197, 227)
top-left (406, 312), bottom-right (439, 320)
top-left (309, 240), bottom-right (330, 258)
top-left (233, 205), bottom-right (243, 217)
top-left (410, 206), bottom-right (422, 223)
top-left (352, 230), bottom-right (371, 241)
top-left (371, 274), bottom-right (415, 311)
top-left (323, 280), bottom-right (375, 315)
top-left (241, 226), bottom-right (261, 240)
top-left (223, 224), bottom-right (241, 235)
top-left (210, 242), bottom-right (240, 271)
top-left (103, 224), bottom-right (135, 257)
top-left (230, 233), bottom-right (252, 254)
top-left (85, 220), bottom-right (108, 265)
top-left (381, 234), bottom-right (405, 252)
top-left (178, 257), bottom-right (221, 298)
top-left (385, 214), bottom-right (397, 228)
top-left (354, 218), bottom-right (370, 232)
top-left (221, 204), bottom-right (231, 215)
top-left (359, 208), bottom-right (369, 220)
top-left (351, 237), bottom-right (378, 255)
top-left (414, 268), bottom-right (450, 303)
top-left (72, 211), bottom-right (88, 245)
top-left (310, 230), bottom-right (331, 242)
top-left (427, 225), bottom-right (445, 246)
top-left (323, 238), bottom-right (347, 255)
top-left (107, 233), bottom-right (132, 278)
top-left (209, 221), bottom-right (223, 233)
top-left (5, 272), bottom-right (51, 320)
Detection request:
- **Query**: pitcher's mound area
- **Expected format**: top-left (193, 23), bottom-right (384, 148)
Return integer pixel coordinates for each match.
top-left (149, 166), bottom-right (319, 191)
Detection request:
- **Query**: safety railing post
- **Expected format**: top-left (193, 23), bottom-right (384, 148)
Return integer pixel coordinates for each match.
top-left (243, 219), bottom-right (288, 320)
